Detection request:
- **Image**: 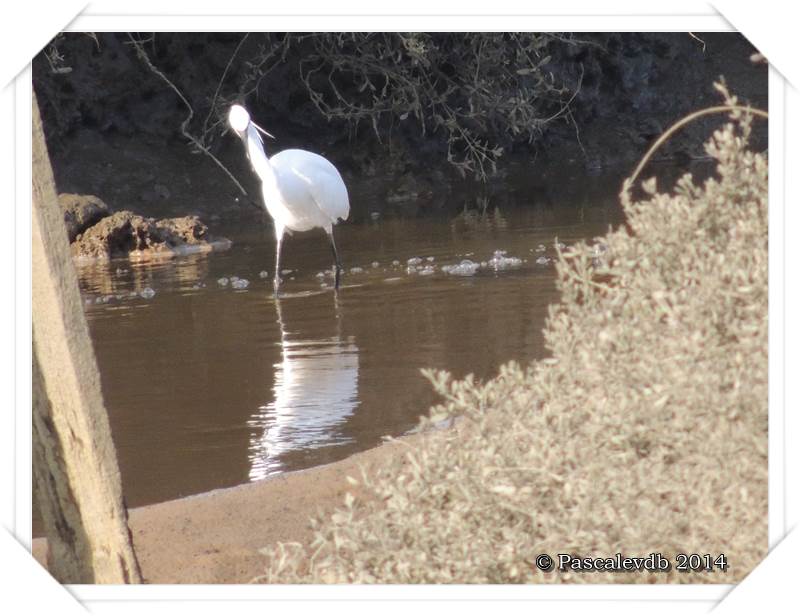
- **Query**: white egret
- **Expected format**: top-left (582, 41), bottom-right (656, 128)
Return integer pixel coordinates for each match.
top-left (228, 104), bottom-right (350, 293)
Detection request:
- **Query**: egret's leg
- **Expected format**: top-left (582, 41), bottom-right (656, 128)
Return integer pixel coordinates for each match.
top-left (329, 230), bottom-right (343, 290)
top-left (273, 231), bottom-right (284, 295)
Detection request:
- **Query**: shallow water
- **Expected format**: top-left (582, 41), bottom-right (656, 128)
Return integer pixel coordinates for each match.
top-left (33, 164), bottom-right (645, 536)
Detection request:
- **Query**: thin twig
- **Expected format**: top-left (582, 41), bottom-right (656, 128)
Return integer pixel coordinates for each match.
top-left (125, 33), bottom-right (249, 197)
top-left (688, 32), bottom-right (706, 52)
top-left (621, 104), bottom-right (768, 200)
top-left (541, 63), bottom-right (584, 124)
top-left (202, 33), bottom-right (250, 139)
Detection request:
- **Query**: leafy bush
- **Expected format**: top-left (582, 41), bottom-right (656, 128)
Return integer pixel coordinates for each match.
top-left (36, 33), bottom-right (767, 185)
top-left (36, 33), bottom-right (585, 181)
top-left (296, 33), bottom-right (584, 179)
top-left (257, 97), bottom-right (768, 584)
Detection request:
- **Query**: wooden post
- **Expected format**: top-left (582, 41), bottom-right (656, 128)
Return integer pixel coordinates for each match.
top-left (31, 93), bottom-right (142, 584)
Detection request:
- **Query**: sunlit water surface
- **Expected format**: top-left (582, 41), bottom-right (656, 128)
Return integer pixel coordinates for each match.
top-left (33, 163), bottom-right (666, 536)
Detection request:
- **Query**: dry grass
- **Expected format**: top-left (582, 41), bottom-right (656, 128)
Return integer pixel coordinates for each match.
top-left (257, 93), bottom-right (768, 584)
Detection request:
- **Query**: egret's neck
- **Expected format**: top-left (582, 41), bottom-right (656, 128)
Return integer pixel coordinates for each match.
top-left (245, 124), bottom-right (276, 187)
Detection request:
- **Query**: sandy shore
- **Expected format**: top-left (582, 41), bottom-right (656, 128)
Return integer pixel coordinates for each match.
top-left (32, 435), bottom-right (421, 584)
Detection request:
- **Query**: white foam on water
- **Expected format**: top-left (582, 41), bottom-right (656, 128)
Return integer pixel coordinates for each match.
top-left (442, 259), bottom-right (480, 276)
top-left (487, 250), bottom-right (522, 271)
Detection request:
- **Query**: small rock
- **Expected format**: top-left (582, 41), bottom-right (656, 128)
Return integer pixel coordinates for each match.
top-left (59, 193), bottom-right (111, 243)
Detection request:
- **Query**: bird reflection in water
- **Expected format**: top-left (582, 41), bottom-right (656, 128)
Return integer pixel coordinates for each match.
top-left (247, 294), bottom-right (359, 480)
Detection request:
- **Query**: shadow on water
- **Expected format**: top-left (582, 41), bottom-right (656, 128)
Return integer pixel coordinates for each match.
top-left (33, 161), bottom-right (711, 536)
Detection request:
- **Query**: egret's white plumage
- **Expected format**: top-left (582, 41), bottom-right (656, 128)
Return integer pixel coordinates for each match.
top-left (229, 104), bottom-right (350, 292)
top-left (264, 149), bottom-right (350, 233)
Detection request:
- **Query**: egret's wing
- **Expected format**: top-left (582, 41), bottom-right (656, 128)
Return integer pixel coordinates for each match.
top-left (271, 150), bottom-right (350, 225)
top-left (304, 164), bottom-right (350, 223)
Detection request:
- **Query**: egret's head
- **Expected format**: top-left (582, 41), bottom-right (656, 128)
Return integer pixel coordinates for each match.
top-left (228, 104), bottom-right (251, 138)
top-left (228, 104), bottom-right (276, 142)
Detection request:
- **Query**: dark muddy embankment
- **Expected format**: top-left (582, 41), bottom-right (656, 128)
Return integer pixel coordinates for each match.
top-left (33, 32), bottom-right (767, 226)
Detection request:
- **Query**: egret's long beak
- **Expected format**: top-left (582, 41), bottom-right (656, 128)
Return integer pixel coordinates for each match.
top-left (251, 121), bottom-right (275, 139)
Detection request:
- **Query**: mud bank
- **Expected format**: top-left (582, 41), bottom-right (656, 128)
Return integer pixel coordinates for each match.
top-left (32, 432), bottom-right (426, 584)
top-left (34, 32), bottom-right (767, 223)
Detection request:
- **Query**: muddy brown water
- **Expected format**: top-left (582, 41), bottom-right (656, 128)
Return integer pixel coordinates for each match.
top-left (33, 162), bottom-right (676, 537)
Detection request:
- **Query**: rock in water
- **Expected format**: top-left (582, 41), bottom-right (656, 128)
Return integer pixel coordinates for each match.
top-left (71, 210), bottom-right (232, 262)
top-left (59, 193), bottom-right (111, 243)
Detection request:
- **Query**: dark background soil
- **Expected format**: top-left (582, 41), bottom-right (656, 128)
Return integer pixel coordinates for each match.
top-left (32, 32), bottom-right (767, 224)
